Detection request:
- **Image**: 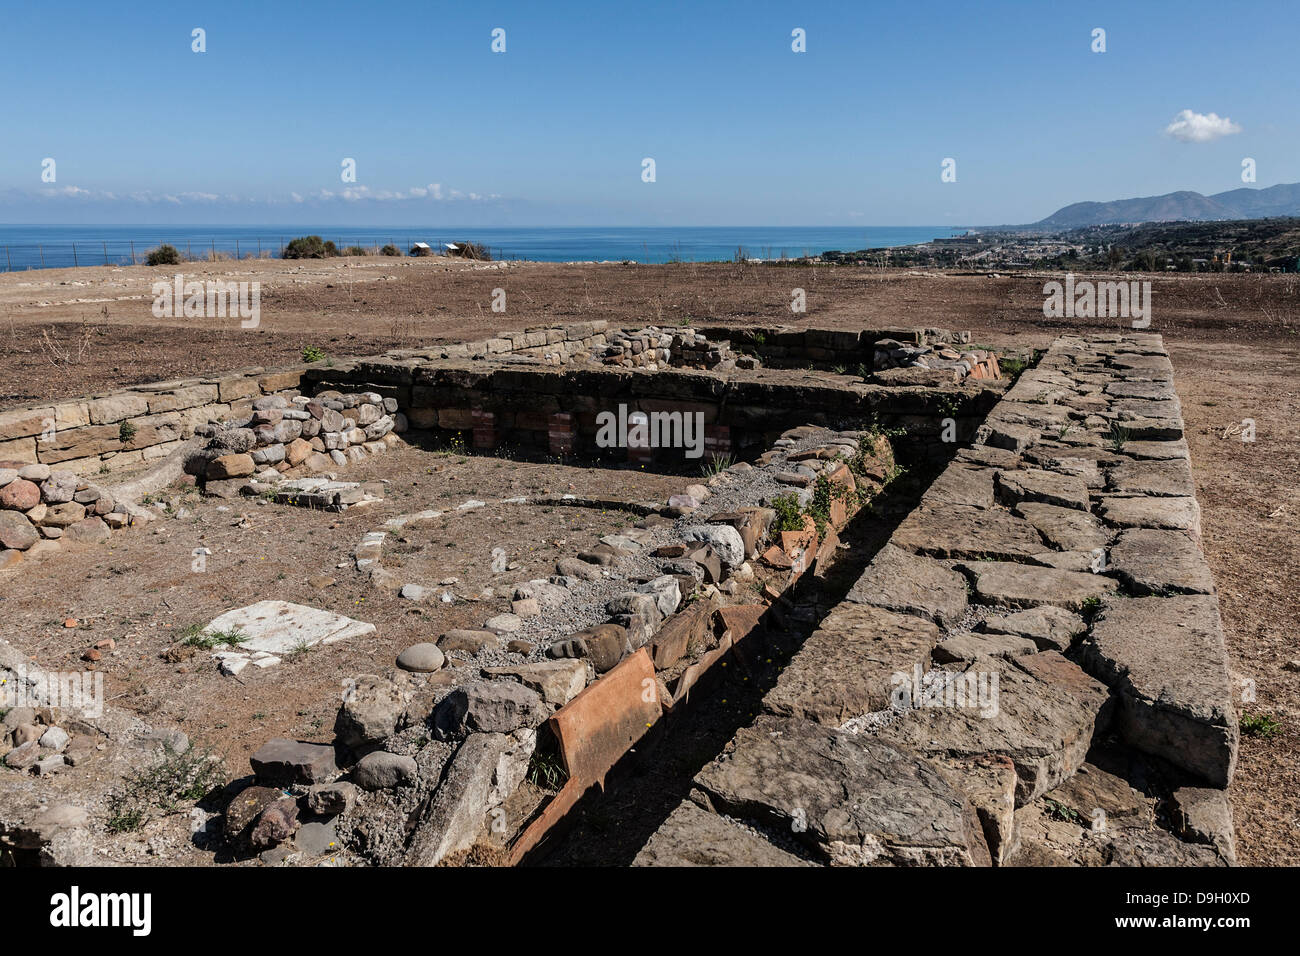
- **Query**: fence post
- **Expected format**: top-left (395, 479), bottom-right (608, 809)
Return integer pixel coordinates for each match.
top-left (130, 241), bottom-right (135, 265)
top-left (5, 246), bottom-right (10, 272)
top-left (40, 245), bottom-right (45, 268)
top-left (211, 239), bottom-right (215, 260)
top-left (103, 242), bottom-right (109, 266)
top-left (236, 239), bottom-right (240, 259)
top-left (72, 243), bottom-right (78, 268)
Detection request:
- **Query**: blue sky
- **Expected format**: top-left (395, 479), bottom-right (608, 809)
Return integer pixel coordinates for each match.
top-left (1, 0), bottom-right (1296, 226)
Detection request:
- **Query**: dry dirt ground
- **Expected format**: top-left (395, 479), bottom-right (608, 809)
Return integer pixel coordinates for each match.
top-left (2, 259), bottom-right (1297, 864)
top-left (0, 444), bottom-right (684, 784)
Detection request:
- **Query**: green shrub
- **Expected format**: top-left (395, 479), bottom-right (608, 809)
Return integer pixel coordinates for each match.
top-left (301, 345), bottom-right (327, 363)
top-left (526, 750), bottom-right (568, 792)
top-left (342, 245), bottom-right (368, 257)
top-left (805, 473), bottom-right (853, 536)
top-left (699, 453), bottom-right (734, 478)
top-left (145, 244), bottom-right (182, 266)
top-left (770, 493), bottom-right (805, 533)
top-left (999, 356), bottom-right (1028, 377)
top-left (1241, 712), bottom-right (1282, 739)
top-left (106, 742), bottom-right (227, 831)
top-left (178, 622), bottom-right (248, 650)
top-left (283, 235), bottom-right (339, 259)
top-left (1108, 422), bottom-right (1131, 451)
top-left (118, 420), bottom-right (137, 445)
top-left (380, 244), bottom-right (401, 257)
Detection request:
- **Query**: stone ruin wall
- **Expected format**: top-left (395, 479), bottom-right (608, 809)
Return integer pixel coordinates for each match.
top-left (1, 325), bottom-right (1238, 869)
top-left (635, 331), bottom-right (1239, 867)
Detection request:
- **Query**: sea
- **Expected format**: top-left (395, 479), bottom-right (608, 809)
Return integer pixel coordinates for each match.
top-left (0, 225), bottom-right (964, 272)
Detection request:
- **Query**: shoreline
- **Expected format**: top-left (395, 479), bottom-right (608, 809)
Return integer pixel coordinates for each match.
top-left (0, 225), bottom-right (964, 273)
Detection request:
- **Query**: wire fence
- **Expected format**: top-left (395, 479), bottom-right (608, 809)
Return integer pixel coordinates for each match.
top-left (0, 234), bottom-right (506, 272)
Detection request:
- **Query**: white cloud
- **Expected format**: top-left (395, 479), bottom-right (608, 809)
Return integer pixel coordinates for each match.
top-left (1164, 109), bottom-right (1242, 143)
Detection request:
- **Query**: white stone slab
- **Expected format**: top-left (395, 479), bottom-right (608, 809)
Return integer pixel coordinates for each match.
top-left (204, 600), bottom-right (376, 656)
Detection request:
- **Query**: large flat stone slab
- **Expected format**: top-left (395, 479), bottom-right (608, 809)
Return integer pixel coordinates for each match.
top-left (1106, 458), bottom-right (1195, 497)
top-left (846, 544), bottom-right (968, 628)
top-left (1104, 381), bottom-right (1176, 401)
top-left (922, 463), bottom-right (998, 509)
top-left (978, 605), bottom-right (1087, 653)
top-left (694, 715), bottom-right (990, 866)
top-left (1022, 451), bottom-right (1104, 488)
top-left (1014, 502), bottom-right (1109, 553)
top-left (1111, 353), bottom-right (1174, 376)
top-left (1109, 528), bottom-right (1214, 595)
top-left (765, 603), bottom-right (939, 724)
top-left (632, 801), bottom-right (813, 867)
top-left (878, 653), bottom-right (1110, 805)
top-left (1082, 595), bottom-right (1237, 787)
top-left (962, 561), bottom-right (1117, 611)
top-left (978, 421), bottom-right (1043, 454)
top-left (203, 600), bottom-right (376, 655)
top-left (891, 504), bottom-right (1047, 562)
top-left (933, 631), bottom-right (1037, 663)
top-left (1120, 439), bottom-right (1189, 461)
top-left (204, 600), bottom-right (376, 674)
top-left (996, 469), bottom-right (1091, 511)
top-left (986, 401), bottom-right (1072, 430)
top-left (1097, 495), bottom-right (1201, 537)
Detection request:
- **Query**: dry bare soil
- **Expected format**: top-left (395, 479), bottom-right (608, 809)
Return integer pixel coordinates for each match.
top-left (2, 258), bottom-right (1297, 864)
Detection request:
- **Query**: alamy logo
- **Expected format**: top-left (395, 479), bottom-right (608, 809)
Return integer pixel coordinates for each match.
top-left (151, 275), bottom-right (260, 328)
top-left (891, 664), bottom-right (999, 718)
top-left (1043, 273), bottom-right (1151, 328)
top-left (1, 666), bottom-right (103, 718)
top-left (49, 886), bottom-right (151, 936)
top-left (595, 404), bottom-right (704, 459)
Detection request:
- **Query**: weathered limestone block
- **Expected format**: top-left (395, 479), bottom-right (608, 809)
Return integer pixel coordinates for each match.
top-left (996, 469), bottom-right (1091, 511)
top-left (961, 561), bottom-right (1117, 611)
top-left (845, 544), bottom-right (968, 628)
top-left (432, 681), bottom-right (547, 739)
top-left (891, 504), bottom-right (1046, 562)
top-left (765, 603), bottom-right (939, 724)
top-left (633, 801), bottom-right (814, 867)
top-left (334, 675), bottom-right (407, 748)
top-left (1106, 457), bottom-right (1195, 498)
top-left (250, 738), bottom-right (339, 786)
top-left (1082, 595), bottom-right (1237, 787)
top-left (1170, 786), bottom-right (1236, 864)
top-left (405, 729), bottom-right (536, 866)
top-left (693, 715), bottom-right (990, 866)
top-left (1109, 528), bottom-right (1214, 595)
top-left (88, 393), bottom-right (149, 425)
top-left (1097, 495), bottom-right (1202, 537)
top-left (933, 631), bottom-right (1038, 663)
top-left (1013, 502), bottom-right (1109, 553)
top-left (978, 605), bottom-right (1087, 653)
top-left (921, 463), bottom-right (998, 510)
top-left (482, 660), bottom-right (588, 709)
top-left (878, 652), bottom-right (1110, 806)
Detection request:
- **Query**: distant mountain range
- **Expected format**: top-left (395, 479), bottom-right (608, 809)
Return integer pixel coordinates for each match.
top-left (1029, 183), bottom-right (1300, 229)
